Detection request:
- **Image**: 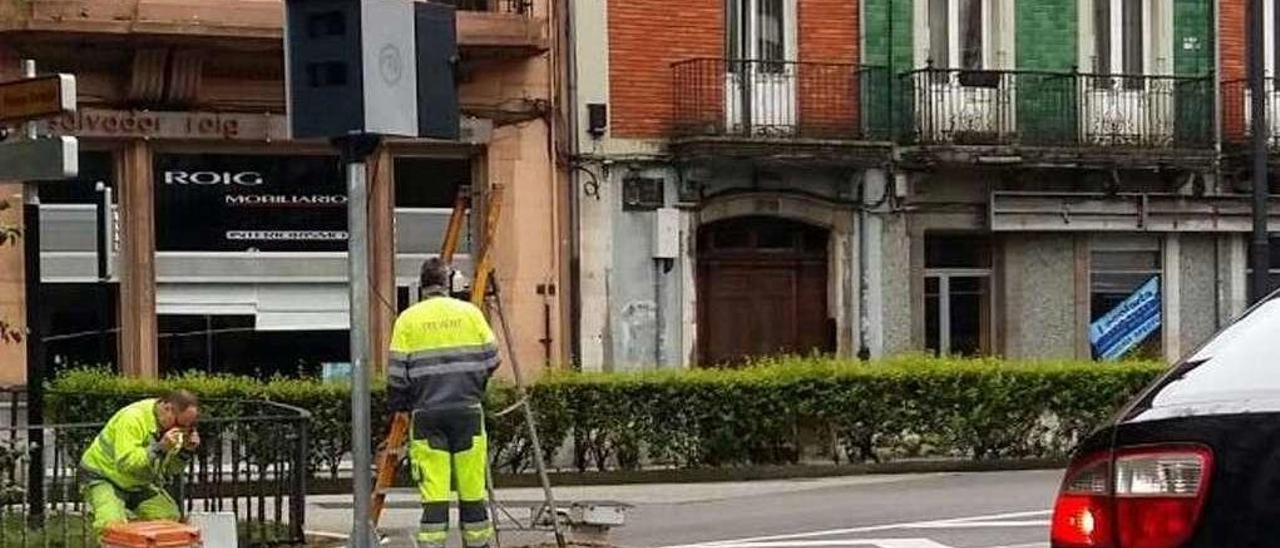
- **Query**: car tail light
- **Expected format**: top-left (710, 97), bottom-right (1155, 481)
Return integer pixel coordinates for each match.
top-left (1051, 445), bottom-right (1213, 548)
top-left (1052, 452), bottom-right (1114, 547)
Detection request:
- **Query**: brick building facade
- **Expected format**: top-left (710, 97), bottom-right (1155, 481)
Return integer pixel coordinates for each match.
top-left (566, 0), bottom-right (1278, 370)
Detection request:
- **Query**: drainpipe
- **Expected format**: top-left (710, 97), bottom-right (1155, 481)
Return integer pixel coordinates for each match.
top-left (857, 175), bottom-right (872, 361)
top-left (1213, 0), bottom-right (1222, 156)
top-left (545, 0), bottom-right (562, 368)
top-left (1213, 0), bottom-right (1223, 326)
top-left (655, 260), bottom-right (665, 366)
top-left (565, 0), bottom-right (582, 368)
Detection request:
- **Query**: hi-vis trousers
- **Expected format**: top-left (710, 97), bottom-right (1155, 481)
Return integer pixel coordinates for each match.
top-left (409, 407), bottom-right (493, 548)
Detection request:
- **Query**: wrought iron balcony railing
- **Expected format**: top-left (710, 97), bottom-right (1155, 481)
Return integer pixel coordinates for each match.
top-left (1221, 78), bottom-right (1280, 148)
top-left (671, 58), bottom-right (891, 141)
top-left (900, 68), bottom-right (1213, 149)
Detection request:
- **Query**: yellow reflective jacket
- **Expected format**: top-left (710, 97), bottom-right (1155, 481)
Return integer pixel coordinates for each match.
top-left (388, 295), bottom-right (500, 412)
top-left (80, 398), bottom-right (189, 491)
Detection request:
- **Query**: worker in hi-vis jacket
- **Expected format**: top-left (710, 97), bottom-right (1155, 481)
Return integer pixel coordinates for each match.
top-left (388, 257), bottom-right (501, 548)
top-left (80, 390), bottom-right (200, 534)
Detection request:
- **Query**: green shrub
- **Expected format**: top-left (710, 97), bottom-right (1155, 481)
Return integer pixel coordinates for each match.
top-left (47, 357), bottom-right (1165, 478)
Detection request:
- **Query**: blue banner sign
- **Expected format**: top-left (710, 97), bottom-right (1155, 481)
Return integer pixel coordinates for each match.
top-left (1090, 276), bottom-right (1161, 360)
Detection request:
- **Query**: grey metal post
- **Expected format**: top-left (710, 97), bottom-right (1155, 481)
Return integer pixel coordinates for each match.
top-left (1251, 0), bottom-right (1271, 303)
top-left (340, 135), bottom-right (379, 548)
top-left (349, 158), bottom-right (374, 548)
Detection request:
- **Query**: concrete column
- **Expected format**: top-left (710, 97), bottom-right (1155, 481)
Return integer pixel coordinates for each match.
top-left (1179, 234), bottom-right (1218, 355)
top-left (572, 0), bottom-right (612, 372)
top-left (860, 169), bottom-right (890, 358)
top-left (1222, 233), bottom-right (1249, 324)
top-left (0, 51), bottom-right (22, 384)
top-left (487, 122), bottom-right (562, 379)
top-left (0, 184), bottom-right (25, 385)
top-left (833, 225), bottom-right (853, 358)
top-left (1002, 234), bottom-right (1079, 359)
top-left (679, 208), bottom-right (697, 367)
top-left (1074, 236), bottom-right (1091, 359)
top-left (369, 145), bottom-right (395, 375)
top-left (117, 141), bottom-right (158, 378)
top-left (577, 165), bottom-right (614, 372)
top-left (1162, 233), bottom-right (1182, 362)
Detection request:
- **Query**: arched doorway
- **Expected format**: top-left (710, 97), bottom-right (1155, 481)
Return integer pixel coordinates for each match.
top-left (697, 216), bottom-right (834, 365)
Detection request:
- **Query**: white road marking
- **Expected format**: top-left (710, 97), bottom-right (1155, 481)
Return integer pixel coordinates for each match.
top-left (706, 541), bottom-right (955, 548)
top-left (977, 543), bottom-right (1045, 548)
top-left (938, 510), bottom-right (1052, 523)
top-left (657, 510), bottom-right (1052, 548)
top-left (911, 521), bottom-right (1049, 529)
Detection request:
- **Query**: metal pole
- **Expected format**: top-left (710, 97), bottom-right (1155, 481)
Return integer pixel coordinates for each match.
top-left (1251, 0), bottom-right (1272, 303)
top-left (21, 58), bottom-right (46, 526)
top-left (95, 182), bottom-right (111, 362)
top-left (341, 136), bottom-right (378, 548)
top-left (291, 417), bottom-right (309, 543)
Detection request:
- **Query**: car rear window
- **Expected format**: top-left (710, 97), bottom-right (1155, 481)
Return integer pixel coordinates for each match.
top-left (1147, 297), bottom-right (1280, 409)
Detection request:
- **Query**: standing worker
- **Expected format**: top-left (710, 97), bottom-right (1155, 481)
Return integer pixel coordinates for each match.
top-left (388, 258), bottom-right (501, 548)
top-left (80, 390), bottom-right (201, 534)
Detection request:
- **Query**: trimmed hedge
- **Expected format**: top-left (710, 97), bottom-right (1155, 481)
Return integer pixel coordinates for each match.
top-left (47, 356), bottom-right (1165, 477)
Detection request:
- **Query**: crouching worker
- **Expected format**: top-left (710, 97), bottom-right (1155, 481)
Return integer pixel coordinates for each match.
top-left (389, 258), bottom-right (501, 548)
top-left (80, 390), bottom-right (201, 535)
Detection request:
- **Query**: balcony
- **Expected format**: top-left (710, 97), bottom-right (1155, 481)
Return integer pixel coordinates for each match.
top-left (899, 68), bottom-right (1213, 159)
top-left (671, 58), bottom-right (891, 158)
top-left (1221, 78), bottom-right (1280, 150)
top-left (0, 0), bottom-right (546, 53)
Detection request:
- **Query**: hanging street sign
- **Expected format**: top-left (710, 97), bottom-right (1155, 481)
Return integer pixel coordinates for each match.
top-left (0, 74), bottom-right (75, 125)
top-left (0, 136), bottom-right (78, 180)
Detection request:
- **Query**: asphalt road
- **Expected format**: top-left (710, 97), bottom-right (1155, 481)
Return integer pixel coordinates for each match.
top-left (615, 469), bottom-right (1061, 548)
top-left (311, 469), bottom-right (1064, 548)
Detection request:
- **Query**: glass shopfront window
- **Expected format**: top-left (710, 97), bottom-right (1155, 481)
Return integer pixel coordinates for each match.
top-left (1090, 235), bottom-right (1162, 360)
top-left (41, 151), bottom-right (120, 373)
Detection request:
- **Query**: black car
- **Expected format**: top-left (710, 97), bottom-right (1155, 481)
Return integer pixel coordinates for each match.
top-left (1051, 294), bottom-right (1280, 547)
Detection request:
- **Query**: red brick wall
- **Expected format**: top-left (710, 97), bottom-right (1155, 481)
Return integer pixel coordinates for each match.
top-left (1222, 0), bottom-right (1246, 142)
top-left (609, 0), bottom-right (724, 138)
top-left (609, 0), bottom-right (861, 139)
top-left (799, 0), bottom-right (858, 64)
top-left (798, 0), bottom-right (859, 137)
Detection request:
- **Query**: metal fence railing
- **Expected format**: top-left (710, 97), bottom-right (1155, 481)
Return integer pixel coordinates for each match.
top-left (899, 67), bottom-right (1213, 149)
top-left (0, 394), bottom-right (309, 547)
top-left (671, 58), bottom-right (891, 141)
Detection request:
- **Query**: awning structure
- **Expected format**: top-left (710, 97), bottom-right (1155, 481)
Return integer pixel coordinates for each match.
top-left (157, 283), bottom-right (350, 331)
top-left (990, 191), bottom-right (1280, 232)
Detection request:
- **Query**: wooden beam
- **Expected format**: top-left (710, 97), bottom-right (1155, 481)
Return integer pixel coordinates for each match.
top-left (369, 145), bottom-right (396, 376)
top-left (116, 140), bottom-right (158, 378)
top-left (0, 0), bottom-right (549, 52)
top-left (128, 49), bottom-right (168, 104)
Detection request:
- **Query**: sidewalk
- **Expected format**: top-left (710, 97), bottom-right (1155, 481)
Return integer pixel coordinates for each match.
top-left (305, 474), bottom-right (938, 547)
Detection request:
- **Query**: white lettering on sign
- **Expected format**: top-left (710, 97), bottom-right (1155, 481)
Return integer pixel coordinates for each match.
top-left (226, 194), bottom-right (348, 205)
top-left (164, 171), bottom-right (264, 186)
top-left (226, 230), bottom-right (350, 241)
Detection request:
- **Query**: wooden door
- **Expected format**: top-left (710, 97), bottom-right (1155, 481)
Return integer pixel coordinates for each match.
top-left (697, 216), bottom-right (832, 365)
